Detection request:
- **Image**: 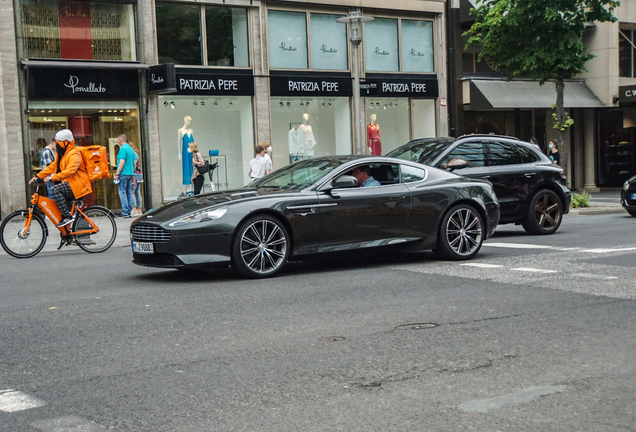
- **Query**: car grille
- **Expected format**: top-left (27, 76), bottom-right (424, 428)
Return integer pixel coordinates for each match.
top-left (131, 223), bottom-right (171, 243)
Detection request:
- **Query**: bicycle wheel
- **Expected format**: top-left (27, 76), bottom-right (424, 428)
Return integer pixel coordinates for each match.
top-left (0, 210), bottom-right (48, 258)
top-left (72, 206), bottom-right (117, 253)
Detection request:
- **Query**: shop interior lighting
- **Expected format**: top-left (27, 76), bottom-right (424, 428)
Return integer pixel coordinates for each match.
top-left (322, 102), bottom-right (326, 107)
top-left (193, 101), bottom-right (198, 106)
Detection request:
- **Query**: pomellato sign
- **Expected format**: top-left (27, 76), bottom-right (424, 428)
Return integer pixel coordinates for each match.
top-left (270, 74), bottom-right (353, 97)
top-left (28, 68), bottom-right (139, 100)
top-left (149, 64), bottom-right (176, 94)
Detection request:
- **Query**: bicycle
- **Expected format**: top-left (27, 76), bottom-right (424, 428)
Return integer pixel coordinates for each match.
top-left (0, 183), bottom-right (117, 258)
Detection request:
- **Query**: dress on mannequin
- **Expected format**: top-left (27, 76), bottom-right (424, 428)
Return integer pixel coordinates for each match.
top-left (367, 123), bottom-right (381, 155)
top-left (181, 132), bottom-right (194, 185)
top-left (298, 124), bottom-right (317, 157)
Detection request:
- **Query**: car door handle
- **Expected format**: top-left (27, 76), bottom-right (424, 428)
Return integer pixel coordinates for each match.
top-left (524, 172), bottom-right (536, 177)
top-left (481, 175), bottom-right (491, 179)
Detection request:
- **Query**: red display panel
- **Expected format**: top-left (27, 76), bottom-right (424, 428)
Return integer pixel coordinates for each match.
top-left (58, 1), bottom-right (93, 59)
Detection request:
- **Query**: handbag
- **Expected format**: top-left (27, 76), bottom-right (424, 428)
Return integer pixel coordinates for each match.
top-left (198, 160), bottom-right (211, 174)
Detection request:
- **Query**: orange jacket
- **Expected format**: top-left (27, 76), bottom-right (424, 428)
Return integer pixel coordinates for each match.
top-left (37, 144), bottom-right (92, 199)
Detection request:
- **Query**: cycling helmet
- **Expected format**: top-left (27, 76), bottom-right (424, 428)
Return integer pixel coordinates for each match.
top-left (55, 129), bottom-right (74, 148)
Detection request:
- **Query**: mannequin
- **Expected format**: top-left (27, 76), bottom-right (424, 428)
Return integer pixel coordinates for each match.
top-left (178, 116), bottom-right (194, 186)
top-left (367, 113), bottom-right (381, 156)
top-left (298, 113), bottom-right (317, 157)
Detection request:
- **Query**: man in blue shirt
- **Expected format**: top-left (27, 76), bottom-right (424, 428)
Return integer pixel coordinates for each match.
top-left (113, 134), bottom-right (136, 217)
top-left (351, 165), bottom-right (381, 187)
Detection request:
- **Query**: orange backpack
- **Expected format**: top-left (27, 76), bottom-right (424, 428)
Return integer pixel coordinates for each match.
top-left (80, 145), bottom-right (110, 181)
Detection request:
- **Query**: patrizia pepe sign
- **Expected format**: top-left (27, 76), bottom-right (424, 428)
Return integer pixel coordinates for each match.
top-left (361, 76), bottom-right (439, 98)
top-left (28, 68), bottom-right (139, 100)
top-left (270, 74), bottom-right (353, 97)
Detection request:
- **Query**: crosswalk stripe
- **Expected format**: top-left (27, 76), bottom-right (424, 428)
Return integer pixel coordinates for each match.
top-left (459, 263), bottom-right (504, 268)
top-left (30, 415), bottom-right (107, 431)
top-left (579, 247), bottom-right (636, 253)
top-left (484, 242), bottom-right (555, 249)
top-left (511, 268), bottom-right (558, 274)
top-left (0, 389), bottom-right (46, 412)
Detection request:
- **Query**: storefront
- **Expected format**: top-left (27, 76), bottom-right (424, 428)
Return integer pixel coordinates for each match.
top-left (598, 85), bottom-right (636, 187)
top-left (24, 62), bottom-right (144, 209)
top-left (270, 72), bottom-right (353, 165)
top-left (156, 68), bottom-right (255, 200)
top-left (361, 76), bottom-right (438, 154)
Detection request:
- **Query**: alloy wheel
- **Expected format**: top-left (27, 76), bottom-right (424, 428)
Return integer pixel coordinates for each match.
top-left (445, 208), bottom-right (483, 256)
top-left (239, 219), bottom-right (288, 275)
top-left (533, 192), bottom-right (561, 230)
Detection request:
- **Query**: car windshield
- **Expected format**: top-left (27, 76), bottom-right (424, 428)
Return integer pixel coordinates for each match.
top-left (250, 159), bottom-right (343, 190)
top-left (388, 140), bottom-right (452, 165)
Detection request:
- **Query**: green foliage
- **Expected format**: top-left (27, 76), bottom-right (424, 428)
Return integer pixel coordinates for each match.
top-left (465, 0), bottom-right (620, 83)
top-left (551, 106), bottom-right (575, 132)
top-left (570, 192), bottom-right (591, 208)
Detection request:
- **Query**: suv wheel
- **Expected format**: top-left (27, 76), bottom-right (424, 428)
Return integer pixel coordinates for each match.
top-left (522, 189), bottom-right (563, 235)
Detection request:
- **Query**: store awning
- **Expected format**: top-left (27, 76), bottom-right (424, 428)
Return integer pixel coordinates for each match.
top-left (468, 79), bottom-right (604, 110)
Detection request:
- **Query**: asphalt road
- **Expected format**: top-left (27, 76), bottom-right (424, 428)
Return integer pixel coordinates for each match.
top-left (0, 213), bottom-right (635, 431)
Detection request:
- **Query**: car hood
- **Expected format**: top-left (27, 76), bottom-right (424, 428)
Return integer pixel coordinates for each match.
top-left (136, 187), bottom-right (302, 223)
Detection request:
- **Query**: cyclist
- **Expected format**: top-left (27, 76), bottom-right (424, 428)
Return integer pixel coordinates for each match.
top-left (29, 129), bottom-right (92, 228)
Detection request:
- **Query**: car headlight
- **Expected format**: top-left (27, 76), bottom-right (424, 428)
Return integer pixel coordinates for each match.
top-left (624, 181), bottom-right (630, 191)
top-left (168, 206), bottom-right (228, 227)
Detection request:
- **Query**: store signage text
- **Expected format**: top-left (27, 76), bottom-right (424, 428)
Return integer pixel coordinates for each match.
top-left (288, 80), bottom-right (339, 93)
top-left (617, 85), bottom-right (636, 104)
top-left (382, 82), bottom-right (428, 93)
top-left (320, 45), bottom-right (338, 54)
top-left (624, 89), bottom-right (636, 98)
top-left (150, 74), bottom-right (164, 84)
top-left (279, 43), bottom-right (298, 52)
top-left (64, 75), bottom-right (107, 94)
top-left (179, 78), bottom-right (239, 91)
top-left (409, 49), bottom-right (426, 57)
top-left (374, 47), bottom-right (390, 56)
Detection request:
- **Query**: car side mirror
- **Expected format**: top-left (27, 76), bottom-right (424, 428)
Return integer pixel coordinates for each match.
top-left (446, 158), bottom-right (467, 171)
top-left (331, 175), bottom-right (359, 189)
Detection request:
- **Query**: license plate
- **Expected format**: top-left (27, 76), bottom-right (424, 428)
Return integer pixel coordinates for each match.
top-left (632, 193), bottom-right (636, 200)
top-left (132, 241), bottom-right (154, 254)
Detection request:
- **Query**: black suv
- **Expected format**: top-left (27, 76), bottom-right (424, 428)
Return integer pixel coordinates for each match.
top-left (387, 135), bottom-right (571, 235)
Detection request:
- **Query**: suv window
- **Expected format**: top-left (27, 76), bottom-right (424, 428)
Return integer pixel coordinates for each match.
top-left (442, 142), bottom-right (486, 167)
top-left (516, 145), bottom-right (541, 163)
top-left (487, 142), bottom-right (523, 166)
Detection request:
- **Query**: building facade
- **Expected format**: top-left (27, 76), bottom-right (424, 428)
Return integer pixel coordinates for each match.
top-left (0, 0), bottom-right (448, 218)
top-left (454, 0), bottom-right (636, 192)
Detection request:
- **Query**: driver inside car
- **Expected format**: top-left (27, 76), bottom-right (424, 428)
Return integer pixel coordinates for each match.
top-left (351, 165), bottom-right (381, 187)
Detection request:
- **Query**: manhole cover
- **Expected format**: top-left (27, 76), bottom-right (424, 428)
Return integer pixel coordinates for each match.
top-left (395, 323), bottom-right (438, 330)
top-left (319, 336), bottom-right (346, 342)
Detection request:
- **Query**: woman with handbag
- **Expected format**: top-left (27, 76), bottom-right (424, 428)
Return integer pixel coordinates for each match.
top-left (190, 142), bottom-right (206, 195)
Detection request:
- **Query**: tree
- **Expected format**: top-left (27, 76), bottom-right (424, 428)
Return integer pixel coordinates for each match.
top-left (465, 0), bottom-right (619, 168)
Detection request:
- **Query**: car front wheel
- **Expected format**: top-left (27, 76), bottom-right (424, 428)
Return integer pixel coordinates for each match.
top-left (231, 215), bottom-right (290, 279)
top-left (433, 204), bottom-right (484, 260)
top-left (522, 189), bottom-right (563, 235)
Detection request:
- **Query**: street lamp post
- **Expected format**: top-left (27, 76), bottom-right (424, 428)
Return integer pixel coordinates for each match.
top-left (337, 12), bottom-right (373, 155)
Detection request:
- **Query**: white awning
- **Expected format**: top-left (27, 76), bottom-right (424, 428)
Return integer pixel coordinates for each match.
top-left (469, 79), bottom-right (604, 109)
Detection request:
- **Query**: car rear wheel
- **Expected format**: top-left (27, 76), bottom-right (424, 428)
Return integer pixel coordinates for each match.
top-left (231, 215), bottom-right (290, 279)
top-left (433, 204), bottom-right (484, 260)
top-left (522, 189), bottom-right (563, 235)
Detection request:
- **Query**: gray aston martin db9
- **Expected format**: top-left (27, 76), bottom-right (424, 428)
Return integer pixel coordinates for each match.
top-left (131, 156), bottom-right (500, 278)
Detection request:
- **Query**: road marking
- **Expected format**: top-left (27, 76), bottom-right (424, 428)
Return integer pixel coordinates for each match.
top-left (574, 273), bottom-right (618, 280)
top-left (458, 385), bottom-right (568, 413)
top-left (579, 247), bottom-right (636, 253)
top-left (0, 389), bottom-right (46, 412)
top-left (30, 415), bottom-right (107, 431)
top-left (484, 242), bottom-right (555, 249)
top-left (511, 268), bottom-right (558, 274)
top-left (459, 263), bottom-right (504, 268)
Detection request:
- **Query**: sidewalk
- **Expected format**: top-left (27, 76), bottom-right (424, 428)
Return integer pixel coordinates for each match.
top-left (567, 188), bottom-right (627, 217)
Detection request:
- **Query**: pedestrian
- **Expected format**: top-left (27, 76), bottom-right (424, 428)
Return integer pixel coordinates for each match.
top-left (528, 136), bottom-right (543, 153)
top-left (248, 144), bottom-right (272, 183)
top-left (39, 138), bottom-right (57, 196)
top-left (190, 141), bottom-right (206, 195)
top-left (113, 134), bottom-right (135, 217)
top-left (548, 139), bottom-right (561, 165)
top-left (261, 141), bottom-right (273, 170)
top-left (130, 143), bottom-right (144, 215)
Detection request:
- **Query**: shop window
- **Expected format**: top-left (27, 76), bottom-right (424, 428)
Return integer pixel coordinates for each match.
top-left (158, 96), bottom-right (254, 200)
top-left (271, 97), bottom-right (352, 165)
top-left (27, 102), bottom-right (141, 209)
top-left (268, 10), bottom-right (308, 69)
top-left (401, 20), bottom-right (434, 73)
top-left (156, 2), bottom-right (249, 67)
top-left (364, 17), bottom-right (435, 73)
top-left (19, 0), bottom-right (136, 61)
top-left (268, 10), bottom-right (348, 70)
top-left (364, 18), bottom-right (399, 72)
top-left (365, 98), bottom-right (436, 155)
top-left (619, 28), bottom-right (636, 78)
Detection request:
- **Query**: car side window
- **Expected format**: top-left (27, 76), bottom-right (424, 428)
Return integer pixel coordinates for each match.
top-left (369, 164), bottom-right (399, 185)
top-left (400, 165), bottom-right (426, 183)
top-left (516, 145), bottom-right (541, 163)
top-left (442, 142), bottom-right (486, 167)
top-left (487, 142), bottom-right (523, 166)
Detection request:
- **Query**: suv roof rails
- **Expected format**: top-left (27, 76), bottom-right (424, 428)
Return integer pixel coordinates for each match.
top-left (457, 134), bottom-right (521, 141)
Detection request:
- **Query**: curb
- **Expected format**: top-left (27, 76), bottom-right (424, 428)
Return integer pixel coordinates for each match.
top-left (566, 207), bottom-right (627, 217)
